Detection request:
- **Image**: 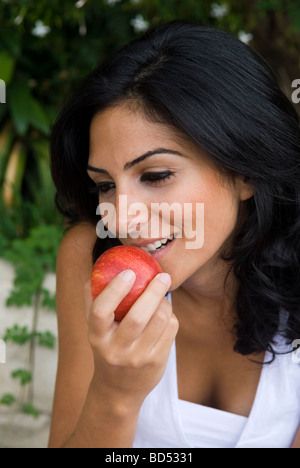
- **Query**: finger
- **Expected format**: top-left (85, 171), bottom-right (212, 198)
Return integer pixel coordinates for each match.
top-left (132, 307), bottom-right (179, 371)
top-left (137, 298), bottom-right (174, 351)
top-left (151, 311), bottom-right (179, 360)
top-left (88, 269), bottom-right (136, 336)
top-left (116, 272), bottom-right (171, 344)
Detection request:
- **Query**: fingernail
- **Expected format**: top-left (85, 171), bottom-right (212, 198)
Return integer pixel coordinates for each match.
top-left (120, 269), bottom-right (135, 282)
top-left (157, 273), bottom-right (171, 286)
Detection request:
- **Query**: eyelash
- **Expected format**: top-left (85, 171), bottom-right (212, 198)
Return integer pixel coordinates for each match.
top-left (94, 171), bottom-right (174, 195)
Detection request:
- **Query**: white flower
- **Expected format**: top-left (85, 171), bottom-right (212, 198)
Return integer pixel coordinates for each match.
top-left (14, 15), bottom-right (23, 25)
top-left (32, 20), bottom-right (51, 38)
top-left (130, 14), bottom-right (149, 33)
top-left (238, 31), bottom-right (253, 44)
top-left (210, 3), bottom-right (228, 19)
top-left (104, 0), bottom-right (122, 5)
top-left (79, 23), bottom-right (87, 36)
top-left (75, 0), bottom-right (87, 8)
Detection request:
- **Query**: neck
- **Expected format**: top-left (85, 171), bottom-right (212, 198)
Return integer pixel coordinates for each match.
top-left (171, 263), bottom-right (239, 341)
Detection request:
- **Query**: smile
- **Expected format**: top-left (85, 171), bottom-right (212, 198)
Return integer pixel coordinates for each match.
top-left (140, 234), bottom-right (176, 253)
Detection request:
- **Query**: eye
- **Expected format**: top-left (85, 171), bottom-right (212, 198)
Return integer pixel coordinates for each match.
top-left (140, 170), bottom-right (174, 185)
top-left (89, 170), bottom-right (174, 197)
top-left (95, 181), bottom-right (115, 194)
top-left (88, 180), bottom-right (115, 196)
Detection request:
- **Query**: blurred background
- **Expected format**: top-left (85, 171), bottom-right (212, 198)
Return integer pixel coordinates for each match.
top-left (0, 0), bottom-right (299, 448)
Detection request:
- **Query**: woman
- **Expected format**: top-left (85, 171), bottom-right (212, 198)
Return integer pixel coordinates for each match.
top-left (48, 21), bottom-right (300, 448)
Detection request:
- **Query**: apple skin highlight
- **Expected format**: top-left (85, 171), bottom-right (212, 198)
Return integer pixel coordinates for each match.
top-left (90, 245), bottom-right (163, 321)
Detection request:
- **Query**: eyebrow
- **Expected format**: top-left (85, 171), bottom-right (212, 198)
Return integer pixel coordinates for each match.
top-left (87, 148), bottom-right (184, 174)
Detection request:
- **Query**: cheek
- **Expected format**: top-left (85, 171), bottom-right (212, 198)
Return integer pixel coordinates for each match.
top-left (182, 177), bottom-right (239, 248)
top-left (201, 190), bottom-right (239, 252)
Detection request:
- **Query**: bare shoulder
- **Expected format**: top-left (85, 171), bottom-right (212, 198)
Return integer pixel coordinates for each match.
top-left (57, 221), bottom-right (97, 269)
top-left (55, 220), bottom-right (97, 320)
top-left (56, 221), bottom-right (97, 310)
top-left (48, 222), bottom-right (97, 448)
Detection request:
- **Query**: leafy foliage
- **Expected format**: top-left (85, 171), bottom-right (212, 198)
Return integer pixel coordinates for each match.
top-left (4, 325), bottom-right (56, 349)
top-left (0, 393), bottom-right (17, 406)
top-left (21, 402), bottom-right (39, 419)
top-left (12, 368), bottom-right (32, 387)
top-left (0, 223), bottom-right (59, 418)
top-left (1, 224), bottom-right (61, 307)
top-left (4, 325), bottom-right (33, 346)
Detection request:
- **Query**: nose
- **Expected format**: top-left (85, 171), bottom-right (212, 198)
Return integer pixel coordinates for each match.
top-left (115, 192), bottom-right (150, 240)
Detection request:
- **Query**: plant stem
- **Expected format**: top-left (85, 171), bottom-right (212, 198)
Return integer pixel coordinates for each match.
top-left (26, 288), bottom-right (42, 403)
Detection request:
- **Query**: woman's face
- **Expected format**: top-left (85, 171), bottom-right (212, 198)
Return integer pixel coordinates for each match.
top-left (88, 104), bottom-right (253, 292)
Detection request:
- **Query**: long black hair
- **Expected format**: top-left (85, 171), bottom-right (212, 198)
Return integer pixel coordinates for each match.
top-left (50, 21), bottom-right (300, 359)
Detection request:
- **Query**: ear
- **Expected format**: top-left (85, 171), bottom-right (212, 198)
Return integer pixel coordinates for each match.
top-left (236, 176), bottom-right (255, 201)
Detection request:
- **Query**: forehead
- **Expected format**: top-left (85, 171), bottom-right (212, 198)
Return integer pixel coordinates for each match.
top-left (89, 104), bottom-right (185, 158)
top-left (88, 103), bottom-right (221, 179)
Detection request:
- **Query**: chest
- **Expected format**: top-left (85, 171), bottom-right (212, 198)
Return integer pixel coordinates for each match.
top-left (170, 289), bottom-right (265, 417)
top-left (134, 341), bottom-right (299, 448)
top-left (175, 333), bottom-right (265, 417)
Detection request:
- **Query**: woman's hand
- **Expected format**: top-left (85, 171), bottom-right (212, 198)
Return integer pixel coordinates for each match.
top-left (86, 269), bottom-right (179, 414)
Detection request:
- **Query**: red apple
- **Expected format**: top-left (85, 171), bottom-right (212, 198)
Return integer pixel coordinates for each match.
top-left (90, 245), bottom-right (163, 321)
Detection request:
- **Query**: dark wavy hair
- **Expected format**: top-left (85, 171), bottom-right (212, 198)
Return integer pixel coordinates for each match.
top-left (50, 21), bottom-right (300, 359)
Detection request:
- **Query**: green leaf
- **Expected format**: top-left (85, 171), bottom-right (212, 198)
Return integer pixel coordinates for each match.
top-left (7, 78), bottom-right (50, 135)
top-left (22, 402), bottom-right (39, 418)
top-left (4, 325), bottom-right (33, 345)
top-left (36, 330), bottom-right (56, 349)
top-left (11, 368), bottom-right (32, 386)
top-left (3, 223), bottom-right (62, 307)
top-left (0, 51), bottom-right (16, 83)
top-left (41, 289), bottom-right (56, 311)
top-left (7, 79), bottom-right (31, 135)
top-left (27, 98), bottom-right (50, 134)
top-left (0, 393), bottom-right (17, 406)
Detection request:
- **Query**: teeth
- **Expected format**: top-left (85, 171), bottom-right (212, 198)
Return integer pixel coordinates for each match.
top-left (142, 234), bottom-right (175, 253)
top-left (154, 241), bottom-right (162, 248)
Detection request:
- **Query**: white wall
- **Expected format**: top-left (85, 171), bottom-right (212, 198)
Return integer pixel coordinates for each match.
top-left (0, 259), bottom-right (58, 448)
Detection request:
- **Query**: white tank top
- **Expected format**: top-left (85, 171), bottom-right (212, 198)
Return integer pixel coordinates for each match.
top-left (133, 293), bottom-right (300, 448)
